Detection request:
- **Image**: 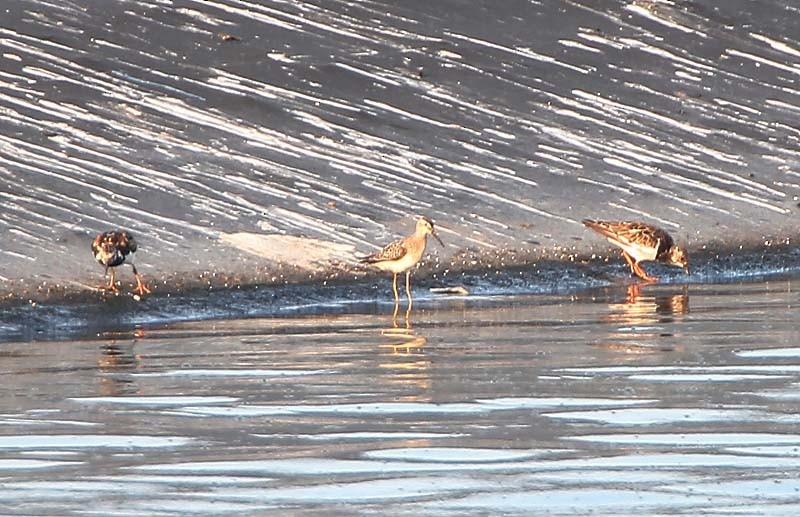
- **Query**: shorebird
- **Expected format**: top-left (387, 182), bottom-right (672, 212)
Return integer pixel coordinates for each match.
top-left (359, 216), bottom-right (444, 307)
top-left (582, 219), bottom-right (689, 282)
top-left (91, 230), bottom-right (151, 296)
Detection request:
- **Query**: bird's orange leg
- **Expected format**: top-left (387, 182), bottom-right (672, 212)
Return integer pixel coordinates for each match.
top-left (391, 273), bottom-right (399, 304)
top-left (620, 251), bottom-right (637, 276)
top-left (632, 261), bottom-right (659, 283)
top-left (131, 265), bottom-right (151, 296)
top-left (102, 268), bottom-right (120, 292)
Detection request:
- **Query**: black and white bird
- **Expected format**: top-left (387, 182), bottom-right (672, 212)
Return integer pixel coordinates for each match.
top-left (91, 230), bottom-right (151, 296)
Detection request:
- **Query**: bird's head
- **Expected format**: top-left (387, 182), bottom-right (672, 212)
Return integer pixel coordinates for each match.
top-left (668, 245), bottom-right (690, 274)
top-left (417, 216), bottom-right (444, 247)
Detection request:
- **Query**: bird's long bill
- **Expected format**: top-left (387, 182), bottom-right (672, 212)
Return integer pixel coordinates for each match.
top-left (431, 230), bottom-right (444, 247)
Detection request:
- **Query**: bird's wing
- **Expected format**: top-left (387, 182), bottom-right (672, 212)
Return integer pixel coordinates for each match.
top-left (583, 220), bottom-right (670, 261)
top-left (119, 231), bottom-right (137, 254)
top-left (359, 238), bottom-right (408, 263)
top-left (584, 220), bottom-right (660, 248)
top-left (91, 232), bottom-right (105, 254)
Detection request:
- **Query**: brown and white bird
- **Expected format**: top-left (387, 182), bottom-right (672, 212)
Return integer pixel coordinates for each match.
top-left (359, 216), bottom-right (444, 305)
top-left (91, 230), bottom-right (151, 296)
top-left (582, 219), bottom-right (689, 282)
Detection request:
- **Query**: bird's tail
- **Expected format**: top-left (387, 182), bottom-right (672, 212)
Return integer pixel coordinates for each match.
top-left (581, 219), bottom-right (616, 239)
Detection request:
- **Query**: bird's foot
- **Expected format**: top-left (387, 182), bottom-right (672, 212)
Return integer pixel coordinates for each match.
top-left (99, 283), bottom-right (120, 293)
top-left (134, 282), bottom-right (152, 296)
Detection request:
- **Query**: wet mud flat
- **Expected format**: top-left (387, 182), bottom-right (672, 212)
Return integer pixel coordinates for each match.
top-left (0, 278), bottom-right (799, 515)
top-left (2, 0), bottom-right (800, 293)
top-left (3, 241), bottom-right (800, 342)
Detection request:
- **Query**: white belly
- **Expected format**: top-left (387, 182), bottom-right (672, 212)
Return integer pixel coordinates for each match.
top-left (373, 247), bottom-right (425, 274)
top-left (611, 237), bottom-right (659, 262)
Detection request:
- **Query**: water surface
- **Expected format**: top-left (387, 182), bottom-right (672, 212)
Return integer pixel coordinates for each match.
top-left (1, 279), bottom-right (798, 515)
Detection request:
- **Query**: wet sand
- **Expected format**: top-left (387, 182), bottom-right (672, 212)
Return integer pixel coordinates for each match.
top-left (0, 279), bottom-right (799, 515)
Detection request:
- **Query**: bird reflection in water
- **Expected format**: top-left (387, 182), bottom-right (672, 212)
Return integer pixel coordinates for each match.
top-left (381, 313), bottom-right (427, 355)
top-left (391, 297), bottom-right (414, 329)
top-left (95, 328), bottom-right (144, 396)
top-left (597, 283), bottom-right (689, 355)
top-left (378, 315), bottom-right (430, 391)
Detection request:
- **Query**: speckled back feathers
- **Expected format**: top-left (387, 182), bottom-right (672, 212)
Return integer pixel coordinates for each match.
top-left (91, 230), bottom-right (138, 268)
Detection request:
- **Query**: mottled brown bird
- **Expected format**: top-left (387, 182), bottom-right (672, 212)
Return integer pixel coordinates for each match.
top-left (359, 216), bottom-right (444, 305)
top-left (91, 230), bottom-right (151, 296)
top-left (582, 219), bottom-right (689, 282)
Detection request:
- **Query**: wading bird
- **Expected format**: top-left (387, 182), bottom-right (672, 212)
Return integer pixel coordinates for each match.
top-left (582, 219), bottom-right (689, 282)
top-left (359, 216), bottom-right (444, 307)
top-left (91, 230), bottom-right (151, 296)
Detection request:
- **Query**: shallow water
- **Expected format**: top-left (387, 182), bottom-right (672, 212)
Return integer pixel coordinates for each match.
top-left (1, 278), bottom-right (799, 515)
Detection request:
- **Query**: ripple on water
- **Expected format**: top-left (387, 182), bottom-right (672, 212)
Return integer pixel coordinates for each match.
top-left (725, 446), bottom-right (800, 457)
top-left (187, 476), bottom-right (491, 503)
top-left (543, 408), bottom-right (781, 425)
top-left (745, 385), bottom-right (800, 400)
top-left (258, 431), bottom-right (468, 441)
top-left (421, 488), bottom-right (736, 514)
top-left (627, 373), bottom-right (792, 382)
top-left (175, 396), bottom-right (657, 417)
top-left (141, 449), bottom-right (791, 477)
top-left (131, 369), bottom-right (332, 377)
top-left (362, 447), bottom-right (559, 462)
top-left (134, 457), bottom-right (555, 476)
top-left (69, 396), bottom-right (239, 406)
top-left (567, 433), bottom-right (800, 446)
top-left (0, 435), bottom-right (194, 449)
top-left (664, 478), bottom-right (800, 500)
top-left (0, 459), bottom-right (81, 470)
top-left (736, 347), bottom-right (800, 358)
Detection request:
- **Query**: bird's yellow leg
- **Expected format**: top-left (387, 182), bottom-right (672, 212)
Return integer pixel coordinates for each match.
top-left (392, 273), bottom-right (399, 303)
top-left (405, 270), bottom-right (413, 311)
